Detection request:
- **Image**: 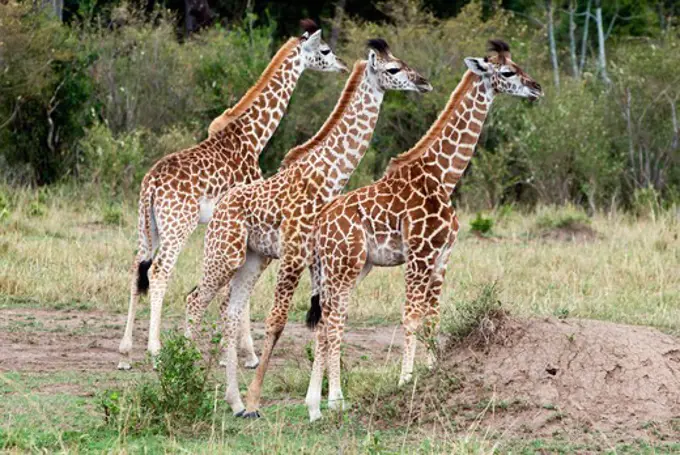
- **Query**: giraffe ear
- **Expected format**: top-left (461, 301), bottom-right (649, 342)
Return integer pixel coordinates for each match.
top-left (368, 49), bottom-right (378, 71)
top-left (465, 57), bottom-right (492, 76)
top-left (303, 29), bottom-right (322, 50)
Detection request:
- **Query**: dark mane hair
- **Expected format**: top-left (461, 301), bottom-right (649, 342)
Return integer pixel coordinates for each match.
top-left (367, 38), bottom-right (390, 56)
top-left (300, 19), bottom-right (320, 35)
top-left (487, 39), bottom-right (511, 63)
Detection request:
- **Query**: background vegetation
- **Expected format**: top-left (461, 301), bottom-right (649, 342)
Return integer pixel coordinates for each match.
top-left (1, 0), bottom-right (679, 211)
top-left (1, 1), bottom-right (679, 452)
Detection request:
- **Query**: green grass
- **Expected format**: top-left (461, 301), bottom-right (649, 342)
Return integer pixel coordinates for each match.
top-left (1, 192), bottom-right (680, 452)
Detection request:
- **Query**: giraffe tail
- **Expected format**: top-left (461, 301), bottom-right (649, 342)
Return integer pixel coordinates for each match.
top-left (305, 293), bottom-right (322, 330)
top-left (136, 182), bottom-right (159, 295)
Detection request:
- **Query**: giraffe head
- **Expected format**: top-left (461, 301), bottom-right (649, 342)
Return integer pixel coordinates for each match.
top-left (464, 39), bottom-right (543, 101)
top-left (366, 39), bottom-right (433, 93)
top-left (299, 19), bottom-right (349, 73)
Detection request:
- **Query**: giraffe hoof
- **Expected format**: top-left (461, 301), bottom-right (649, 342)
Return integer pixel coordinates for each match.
top-left (233, 409), bottom-right (245, 418)
top-left (241, 411), bottom-right (261, 419)
top-left (117, 361), bottom-right (132, 371)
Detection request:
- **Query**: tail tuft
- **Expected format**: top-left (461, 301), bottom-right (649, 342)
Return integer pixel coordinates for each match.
top-left (305, 294), bottom-right (322, 330)
top-left (137, 260), bottom-right (153, 295)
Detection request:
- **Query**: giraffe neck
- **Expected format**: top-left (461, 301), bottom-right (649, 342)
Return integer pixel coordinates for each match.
top-left (301, 65), bottom-right (384, 197)
top-left (213, 42), bottom-right (304, 158)
top-left (418, 71), bottom-right (493, 195)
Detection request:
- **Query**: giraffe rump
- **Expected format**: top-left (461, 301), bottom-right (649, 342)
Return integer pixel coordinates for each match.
top-left (279, 61), bottom-right (368, 169)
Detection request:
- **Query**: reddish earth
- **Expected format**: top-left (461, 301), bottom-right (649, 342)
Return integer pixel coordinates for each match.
top-left (370, 316), bottom-right (680, 445)
top-left (3, 308), bottom-right (680, 445)
top-left (0, 308), bottom-right (400, 373)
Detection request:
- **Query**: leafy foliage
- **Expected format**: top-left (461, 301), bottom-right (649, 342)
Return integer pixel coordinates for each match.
top-left (100, 332), bottom-right (219, 434)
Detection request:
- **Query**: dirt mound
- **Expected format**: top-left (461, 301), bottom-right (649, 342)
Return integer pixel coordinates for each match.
top-left (371, 317), bottom-right (680, 445)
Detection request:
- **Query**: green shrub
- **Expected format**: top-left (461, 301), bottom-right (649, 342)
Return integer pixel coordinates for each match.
top-left (101, 204), bottom-right (124, 226)
top-left (77, 123), bottom-right (146, 194)
top-left (101, 332), bottom-right (220, 434)
top-left (469, 212), bottom-right (494, 236)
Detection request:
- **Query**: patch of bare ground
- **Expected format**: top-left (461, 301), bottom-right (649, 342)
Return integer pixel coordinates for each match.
top-left (0, 308), bottom-right (398, 374)
top-left (369, 316), bottom-right (680, 445)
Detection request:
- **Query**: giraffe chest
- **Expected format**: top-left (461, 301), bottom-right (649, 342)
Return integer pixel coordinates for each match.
top-left (247, 225), bottom-right (281, 258)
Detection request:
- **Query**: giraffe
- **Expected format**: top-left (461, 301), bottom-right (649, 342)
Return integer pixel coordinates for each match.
top-left (184, 39), bottom-right (433, 417)
top-left (304, 40), bottom-right (543, 422)
top-left (117, 20), bottom-right (348, 370)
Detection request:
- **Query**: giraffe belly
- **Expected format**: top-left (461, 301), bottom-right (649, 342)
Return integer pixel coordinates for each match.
top-left (198, 196), bottom-right (217, 224)
top-left (247, 227), bottom-right (281, 259)
top-left (366, 233), bottom-right (406, 267)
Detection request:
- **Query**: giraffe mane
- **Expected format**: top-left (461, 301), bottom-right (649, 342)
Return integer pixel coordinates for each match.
top-left (383, 70), bottom-right (479, 175)
top-left (208, 37), bottom-right (300, 136)
top-left (280, 60), bottom-right (368, 169)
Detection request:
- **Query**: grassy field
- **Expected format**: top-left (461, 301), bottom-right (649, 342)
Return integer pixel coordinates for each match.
top-left (1, 189), bottom-right (679, 453)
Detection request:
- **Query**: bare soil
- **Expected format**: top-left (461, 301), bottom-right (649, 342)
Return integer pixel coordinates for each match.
top-left (4, 308), bottom-right (680, 446)
top-left (370, 316), bottom-right (680, 445)
top-left (0, 307), bottom-right (399, 373)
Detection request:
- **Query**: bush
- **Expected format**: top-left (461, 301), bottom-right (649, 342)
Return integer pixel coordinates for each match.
top-left (77, 123), bottom-right (146, 194)
top-left (101, 332), bottom-right (220, 434)
top-left (469, 212), bottom-right (494, 236)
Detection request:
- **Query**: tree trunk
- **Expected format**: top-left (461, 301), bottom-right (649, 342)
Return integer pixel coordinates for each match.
top-left (546, 0), bottom-right (560, 90)
top-left (40, 0), bottom-right (63, 21)
top-left (330, 0), bottom-right (347, 50)
top-left (568, 0), bottom-right (579, 78)
top-left (594, 0), bottom-right (611, 85)
top-left (579, 0), bottom-right (591, 74)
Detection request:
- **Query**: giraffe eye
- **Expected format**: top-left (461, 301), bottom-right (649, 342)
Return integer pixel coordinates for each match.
top-left (501, 71), bottom-right (516, 78)
top-left (386, 67), bottom-right (401, 75)
top-left (320, 49), bottom-right (331, 56)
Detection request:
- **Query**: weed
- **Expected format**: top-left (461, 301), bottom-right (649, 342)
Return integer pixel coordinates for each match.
top-left (470, 212), bottom-right (494, 236)
top-left (102, 204), bottom-right (124, 226)
top-left (100, 331), bottom-right (220, 434)
top-left (442, 282), bottom-right (504, 342)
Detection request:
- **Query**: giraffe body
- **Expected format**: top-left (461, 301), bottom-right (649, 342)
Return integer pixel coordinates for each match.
top-left (186, 41), bottom-right (432, 416)
top-left (117, 23), bottom-right (348, 370)
top-left (305, 40), bottom-right (543, 421)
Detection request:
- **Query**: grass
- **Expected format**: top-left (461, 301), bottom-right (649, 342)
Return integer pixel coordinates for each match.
top-left (1, 191), bottom-right (678, 332)
top-left (1, 190), bottom-right (680, 452)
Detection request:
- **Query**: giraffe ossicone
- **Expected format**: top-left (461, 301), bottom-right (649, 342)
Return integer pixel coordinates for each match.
top-left (305, 39), bottom-right (543, 422)
top-left (184, 39), bottom-right (432, 417)
top-left (116, 20), bottom-right (347, 371)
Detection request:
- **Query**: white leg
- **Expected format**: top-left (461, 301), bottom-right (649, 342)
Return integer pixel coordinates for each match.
top-left (306, 323), bottom-right (327, 422)
top-left (239, 299), bottom-right (260, 369)
top-left (221, 251), bottom-right (268, 415)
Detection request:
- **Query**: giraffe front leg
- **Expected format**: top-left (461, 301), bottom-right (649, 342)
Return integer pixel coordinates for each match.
top-left (241, 256), bottom-right (306, 418)
top-left (399, 255), bottom-right (432, 387)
